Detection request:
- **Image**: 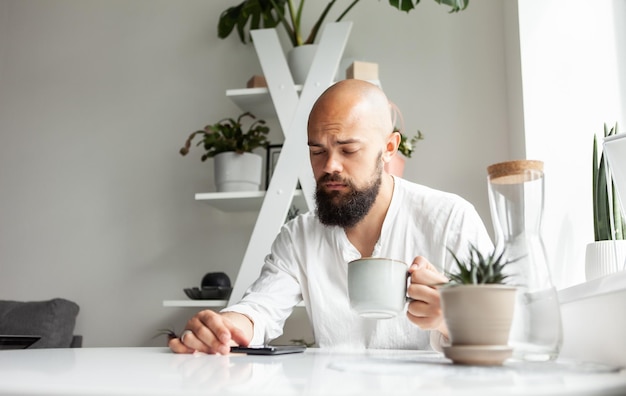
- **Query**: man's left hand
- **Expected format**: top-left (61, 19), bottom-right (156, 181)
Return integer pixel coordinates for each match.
top-left (406, 256), bottom-right (449, 338)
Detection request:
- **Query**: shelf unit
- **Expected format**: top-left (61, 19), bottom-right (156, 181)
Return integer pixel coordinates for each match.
top-left (163, 22), bottom-right (352, 309)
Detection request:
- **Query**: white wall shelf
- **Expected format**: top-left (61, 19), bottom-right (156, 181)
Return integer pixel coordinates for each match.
top-left (195, 189), bottom-right (306, 212)
top-left (226, 80), bottom-right (379, 118)
top-left (163, 300), bottom-right (226, 308)
top-left (226, 86), bottom-right (303, 118)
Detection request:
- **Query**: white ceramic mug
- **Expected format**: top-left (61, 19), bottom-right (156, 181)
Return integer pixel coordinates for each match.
top-left (348, 257), bottom-right (410, 319)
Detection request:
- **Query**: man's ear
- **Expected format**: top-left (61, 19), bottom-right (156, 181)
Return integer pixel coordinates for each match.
top-left (382, 130), bottom-right (401, 164)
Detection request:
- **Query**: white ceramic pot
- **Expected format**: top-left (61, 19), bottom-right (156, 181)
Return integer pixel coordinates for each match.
top-left (213, 152), bottom-right (263, 192)
top-left (440, 284), bottom-right (517, 346)
top-left (585, 240), bottom-right (626, 281)
top-left (287, 44), bottom-right (318, 85)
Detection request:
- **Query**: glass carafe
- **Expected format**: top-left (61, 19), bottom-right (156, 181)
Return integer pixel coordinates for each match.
top-left (487, 160), bottom-right (563, 361)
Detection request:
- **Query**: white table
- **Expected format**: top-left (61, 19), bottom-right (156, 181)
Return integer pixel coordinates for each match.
top-left (0, 347), bottom-right (624, 395)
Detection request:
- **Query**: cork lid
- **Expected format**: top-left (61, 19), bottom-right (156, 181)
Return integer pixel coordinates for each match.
top-left (487, 160), bottom-right (544, 184)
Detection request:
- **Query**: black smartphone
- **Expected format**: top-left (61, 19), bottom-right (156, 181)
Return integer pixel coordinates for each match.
top-left (230, 345), bottom-right (306, 355)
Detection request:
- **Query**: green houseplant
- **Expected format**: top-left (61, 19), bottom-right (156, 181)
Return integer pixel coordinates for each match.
top-left (439, 244), bottom-right (518, 365)
top-left (385, 128), bottom-right (423, 177)
top-left (180, 111), bottom-right (270, 192)
top-left (397, 129), bottom-right (424, 158)
top-left (592, 123), bottom-right (626, 241)
top-left (218, 0), bottom-right (470, 84)
top-left (586, 123), bottom-right (626, 280)
top-left (180, 111), bottom-right (269, 160)
top-left (217, 0), bottom-right (470, 47)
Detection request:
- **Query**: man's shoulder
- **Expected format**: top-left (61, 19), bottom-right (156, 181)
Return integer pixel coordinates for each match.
top-left (282, 210), bottom-right (326, 233)
top-left (395, 176), bottom-right (467, 203)
top-left (393, 177), bottom-right (478, 220)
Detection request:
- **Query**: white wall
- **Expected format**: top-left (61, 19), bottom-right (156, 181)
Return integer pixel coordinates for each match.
top-left (0, 0), bottom-right (510, 346)
top-left (515, 0), bottom-right (626, 289)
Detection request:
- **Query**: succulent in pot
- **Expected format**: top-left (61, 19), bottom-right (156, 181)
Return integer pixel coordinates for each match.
top-left (439, 244), bottom-right (519, 365)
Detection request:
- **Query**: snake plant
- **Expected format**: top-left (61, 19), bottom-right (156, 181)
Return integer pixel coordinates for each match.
top-left (593, 123), bottom-right (626, 241)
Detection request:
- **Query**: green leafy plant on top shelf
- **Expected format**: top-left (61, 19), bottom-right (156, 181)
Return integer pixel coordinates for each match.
top-left (217, 0), bottom-right (470, 48)
top-left (397, 129), bottom-right (424, 158)
top-left (593, 122), bottom-right (626, 241)
top-left (179, 112), bottom-right (270, 161)
top-left (445, 244), bottom-right (518, 285)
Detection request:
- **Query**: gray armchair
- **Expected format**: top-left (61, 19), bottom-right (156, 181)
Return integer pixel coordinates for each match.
top-left (0, 298), bottom-right (81, 348)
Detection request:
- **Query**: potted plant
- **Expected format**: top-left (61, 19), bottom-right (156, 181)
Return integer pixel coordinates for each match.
top-left (397, 129), bottom-right (424, 158)
top-left (385, 128), bottom-right (424, 177)
top-left (180, 111), bottom-right (270, 192)
top-left (585, 123), bottom-right (626, 280)
top-left (217, 0), bottom-right (469, 47)
top-left (439, 244), bottom-right (518, 366)
top-left (217, 0), bottom-right (469, 83)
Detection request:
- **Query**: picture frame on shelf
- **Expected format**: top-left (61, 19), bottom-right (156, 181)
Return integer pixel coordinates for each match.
top-left (266, 144), bottom-right (282, 189)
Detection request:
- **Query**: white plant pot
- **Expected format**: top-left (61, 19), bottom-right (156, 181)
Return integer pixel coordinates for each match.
top-left (213, 152), bottom-right (262, 192)
top-left (287, 44), bottom-right (318, 85)
top-left (440, 284), bottom-right (517, 346)
top-left (585, 240), bottom-right (626, 281)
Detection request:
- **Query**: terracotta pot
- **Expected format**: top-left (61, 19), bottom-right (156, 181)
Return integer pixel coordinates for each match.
top-left (440, 284), bottom-right (517, 346)
top-left (384, 154), bottom-right (406, 177)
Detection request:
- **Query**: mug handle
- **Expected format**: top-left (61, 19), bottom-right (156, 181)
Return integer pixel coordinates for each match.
top-left (405, 271), bottom-right (414, 303)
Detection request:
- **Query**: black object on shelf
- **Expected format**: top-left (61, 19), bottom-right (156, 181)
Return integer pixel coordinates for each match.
top-left (201, 272), bottom-right (231, 288)
top-left (184, 286), bottom-right (233, 300)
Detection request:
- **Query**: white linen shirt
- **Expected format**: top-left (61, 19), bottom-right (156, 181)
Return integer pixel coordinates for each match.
top-left (222, 176), bottom-right (493, 351)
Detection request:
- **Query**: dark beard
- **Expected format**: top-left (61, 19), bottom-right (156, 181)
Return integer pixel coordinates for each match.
top-left (315, 161), bottom-right (382, 228)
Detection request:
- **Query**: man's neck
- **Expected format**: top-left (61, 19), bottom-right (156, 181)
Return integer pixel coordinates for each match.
top-left (344, 174), bottom-right (395, 257)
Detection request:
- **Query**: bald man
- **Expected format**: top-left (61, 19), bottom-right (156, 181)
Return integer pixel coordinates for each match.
top-left (169, 79), bottom-right (492, 354)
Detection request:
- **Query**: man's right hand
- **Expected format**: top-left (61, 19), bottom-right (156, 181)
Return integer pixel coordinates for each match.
top-left (168, 310), bottom-right (253, 354)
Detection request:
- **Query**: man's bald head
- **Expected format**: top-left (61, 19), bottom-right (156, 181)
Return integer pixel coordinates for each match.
top-left (308, 79), bottom-right (394, 139)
